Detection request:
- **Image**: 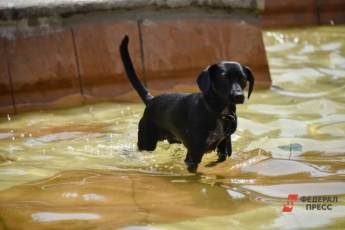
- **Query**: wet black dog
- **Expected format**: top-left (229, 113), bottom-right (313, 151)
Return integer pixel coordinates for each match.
top-left (119, 35), bottom-right (254, 173)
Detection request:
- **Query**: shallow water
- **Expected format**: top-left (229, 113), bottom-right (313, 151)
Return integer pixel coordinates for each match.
top-left (0, 26), bottom-right (345, 229)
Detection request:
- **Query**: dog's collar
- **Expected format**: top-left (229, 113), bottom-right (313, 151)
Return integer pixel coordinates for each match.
top-left (202, 98), bottom-right (235, 121)
top-left (220, 113), bottom-right (236, 121)
top-left (220, 107), bottom-right (236, 122)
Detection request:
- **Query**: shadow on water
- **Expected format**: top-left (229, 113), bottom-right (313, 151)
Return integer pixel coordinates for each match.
top-left (0, 26), bottom-right (345, 229)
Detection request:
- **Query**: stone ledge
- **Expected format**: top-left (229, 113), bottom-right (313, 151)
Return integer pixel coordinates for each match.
top-left (0, 2), bottom-right (271, 115)
top-left (0, 0), bottom-right (263, 21)
top-left (261, 0), bottom-right (345, 27)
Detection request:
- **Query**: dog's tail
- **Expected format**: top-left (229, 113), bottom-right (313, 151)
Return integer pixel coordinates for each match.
top-left (119, 35), bottom-right (153, 105)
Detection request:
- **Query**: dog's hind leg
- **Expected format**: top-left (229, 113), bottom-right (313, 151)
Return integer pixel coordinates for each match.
top-left (137, 117), bottom-right (158, 151)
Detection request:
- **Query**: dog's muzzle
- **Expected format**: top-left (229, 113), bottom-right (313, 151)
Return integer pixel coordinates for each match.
top-left (230, 83), bottom-right (245, 104)
top-left (233, 94), bottom-right (244, 104)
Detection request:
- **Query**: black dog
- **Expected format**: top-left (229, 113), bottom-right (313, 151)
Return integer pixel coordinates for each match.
top-left (119, 35), bottom-right (254, 173)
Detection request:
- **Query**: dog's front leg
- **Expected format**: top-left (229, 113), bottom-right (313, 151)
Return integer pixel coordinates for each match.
top-left (217, 137), bottom-right (232, 162)
top-left (185, 150), bottom-right (204, 173)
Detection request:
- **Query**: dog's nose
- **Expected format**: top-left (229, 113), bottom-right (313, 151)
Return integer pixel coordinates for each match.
top-left (231, 83), bottom-right (245, 104)
top-left (234, 94), bottom-right (244, 104)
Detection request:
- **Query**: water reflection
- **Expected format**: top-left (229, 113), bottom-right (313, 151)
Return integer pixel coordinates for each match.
top-left (32, 212), bottom-right (101, 222)
top-left (0, 171), bottom-right (263, 229)
top-left (0, 26), bottom-right (345, 229)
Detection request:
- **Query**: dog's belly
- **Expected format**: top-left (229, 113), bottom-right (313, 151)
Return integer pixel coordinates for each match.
top-left (205, 120), bottom-right (225, 150)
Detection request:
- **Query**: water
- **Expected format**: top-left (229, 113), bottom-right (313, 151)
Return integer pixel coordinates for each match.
top-left (0, 26), bottom-right (345, 229)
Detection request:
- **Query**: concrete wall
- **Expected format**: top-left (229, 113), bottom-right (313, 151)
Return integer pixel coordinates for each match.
top-left (261, 0), bottom-right (345, 28)
top-left (0, 1), bottom-right (271, 115)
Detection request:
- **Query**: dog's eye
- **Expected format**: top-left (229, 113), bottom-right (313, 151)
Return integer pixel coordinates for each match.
top-left (238, 77), bottom-right (246, 88)
top-left (218, 74), bottom-right (227, 81)
top-left (241, 80), bottom-right (247, 88)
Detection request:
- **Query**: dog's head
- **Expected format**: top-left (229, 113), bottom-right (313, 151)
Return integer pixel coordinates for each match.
top-left (197, 61), bottom-right (255, 104)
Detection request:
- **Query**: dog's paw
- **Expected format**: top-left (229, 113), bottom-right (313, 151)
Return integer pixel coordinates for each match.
top-left (187, 166), bottom-right (197, 173)
top-left (217, 154), bottom-right (227, 162)
top-left (205, 156), bottom-right (226, 168)
top-left (185, 161), bottom-right (198, 173)
top-left (205, 161), bottom-right (219, 167)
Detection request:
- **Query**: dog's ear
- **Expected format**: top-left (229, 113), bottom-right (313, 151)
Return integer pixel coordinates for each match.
top-left (242, 65), bottom-right (255, 99)
top-left (197, 64), bottom-right (217, 93)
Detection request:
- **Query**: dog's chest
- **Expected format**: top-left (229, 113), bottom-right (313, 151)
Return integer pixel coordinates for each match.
top-left (205, 107), bottom-right (232, 148)
top-left (205, 119), bottom-right (226, 147)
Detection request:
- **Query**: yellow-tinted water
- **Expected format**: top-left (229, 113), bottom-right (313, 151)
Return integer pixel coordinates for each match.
top-left (0, 26), bottom-right (345, 229)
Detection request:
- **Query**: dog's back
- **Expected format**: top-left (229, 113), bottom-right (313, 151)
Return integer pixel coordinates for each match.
top-left (144, 93), bottom-right (200, 138)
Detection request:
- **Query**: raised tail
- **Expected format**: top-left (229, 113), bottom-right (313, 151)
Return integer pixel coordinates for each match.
top-left (119, 35), bottom-right (153, 105)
